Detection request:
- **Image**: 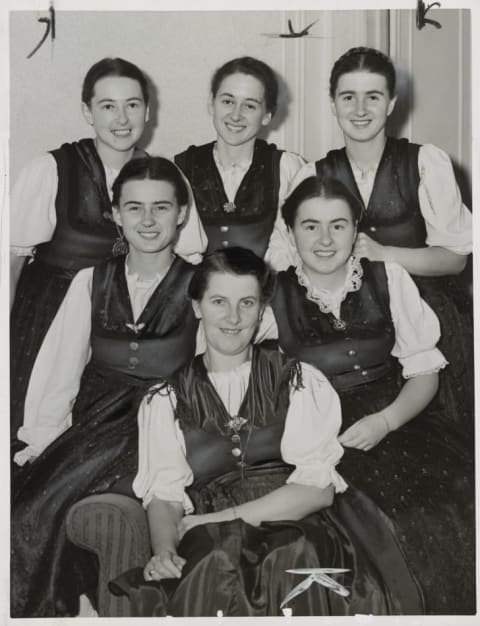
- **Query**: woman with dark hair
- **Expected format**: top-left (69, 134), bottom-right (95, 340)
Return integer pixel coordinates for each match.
top-left (267, 176), bottom-right (475, 614)
top-left (109, 247), bottom-right (430, 617)
top-left (174, 56), bottom-right (304, 259)
top-left (11, 157), bottom-right (201, 617)
top-left (10, 57), bottom-right (205, 438)
top-left (274, 46), bottom-right (473, 438)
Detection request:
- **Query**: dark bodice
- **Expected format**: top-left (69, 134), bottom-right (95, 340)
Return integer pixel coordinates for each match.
top-left (170, 347), bottom-right (298, 485)
top-left (272, 261), bottom-right (396, 390)
top-left (315, 137), bottom-right (425, 247)
top-left (35, 139), bottom-right (147, 271)
top-left (90, 256), bottom-right (197, 379)
top-left (175, 139), bottom-right (282, 257)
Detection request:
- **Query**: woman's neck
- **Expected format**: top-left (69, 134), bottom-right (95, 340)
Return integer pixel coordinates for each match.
top-left (215, 137), bottom-right (255, 168)
top-left (126, 247), bottom-right (174, 281)
top-left (345, 133), bottom-right (387, 172)
top-left (302, 263), bottom-right (349, 293)
top-left (203, 345), bottom-right (252, 373)
top-left (95, 140), bottom-right (135, 171)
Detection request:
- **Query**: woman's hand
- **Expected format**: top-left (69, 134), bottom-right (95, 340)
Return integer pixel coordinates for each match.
top-left (178, 513), bottom-right (213, 540)
top-left (338, 412), bottom-right (390, 451)
top-left (144, 550), bottom-right (186, 581)
top-left (354, 233), bottom-right (392, 263)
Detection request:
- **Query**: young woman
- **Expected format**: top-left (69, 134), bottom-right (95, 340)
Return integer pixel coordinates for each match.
top-left (110, 248), bottom-right (428, 617)
top-left (10, 57), bottom-right (206, 437)
top-left (272, 46), bottom-right (473, 438)
top-left (11, 157), bottom-right (200, 617)
top-left (174, 56), bottom-right (304, 260)
top-left (268, 176), bottom-right (474, 614)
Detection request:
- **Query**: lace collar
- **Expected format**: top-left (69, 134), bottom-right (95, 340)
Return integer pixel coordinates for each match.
top-left (294, 255), bottom-right (363, 314)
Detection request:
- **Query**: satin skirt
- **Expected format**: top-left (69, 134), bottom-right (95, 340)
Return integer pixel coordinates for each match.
top-left (111, 466), bottom-right (424, 617)
top-left (11, 363), bottom-right (153, 617)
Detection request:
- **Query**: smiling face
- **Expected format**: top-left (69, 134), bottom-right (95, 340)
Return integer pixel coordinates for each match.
top-left (112, 178), bottom-right (185, 257)
top-left (291, 195), bottom-right (357, 287)
top-left (209, 72), bottom-right (272, 149)
top-left (330, 70), bottom-right (396, 147)
top-left (82, 76), bottom-right (148, 160)
top-left (193, 272), bottom-right (263, 362)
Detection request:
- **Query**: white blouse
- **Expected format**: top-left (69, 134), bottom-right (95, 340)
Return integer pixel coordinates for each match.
top-left (14, 259), bottom-right (179, 466)
top-left (10, 152), bottom-right (208, 264)
top-left (267, 144), bottom-right (472, 271)
top-left (257, 258), bottom-right (448, 380)
top-left (133, 359), bottom-right (348, 513)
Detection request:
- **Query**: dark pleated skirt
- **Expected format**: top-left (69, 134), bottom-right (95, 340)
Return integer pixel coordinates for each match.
top-left (10, 259), bottom-right (77, 439)
top-left (10, 362), bottom-right (155, 618)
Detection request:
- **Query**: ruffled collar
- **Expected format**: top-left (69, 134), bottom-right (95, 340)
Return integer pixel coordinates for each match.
top-left (293, 254), bottom-right (363, 314)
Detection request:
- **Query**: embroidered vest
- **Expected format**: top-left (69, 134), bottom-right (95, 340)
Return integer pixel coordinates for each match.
top-left (175, 139), bottom-right (282, 257)
top-left (35, 139), bottom-right (146, 271)
top-left (90, 256), bottom-right (197, 379)
top-left (315, 138), bottom-right (425, 247)
top-left (272, 261), bottom-right (396, 390)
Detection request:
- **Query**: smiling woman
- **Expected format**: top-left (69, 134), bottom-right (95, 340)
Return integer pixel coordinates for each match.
top-left (10, 58), bottom-right (207, 445)
top-left (11, 157), bottom-right (202, 618)
top-left (174, 56), bottom-right (305, 260)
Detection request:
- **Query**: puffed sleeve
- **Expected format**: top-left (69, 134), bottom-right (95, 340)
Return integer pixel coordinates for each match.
top-left (282, 363), bottom-right (347, 493)
top-left (173, 171), bottom-right (208, 265)
top-left (133, 388), bottom-right (194, 513)
top-left (14, 267), bottom-right (94, 466)
top-left (265, 159), bottom-right (314, 271)
top-left (10, 153), bottom-right (58, 255)
top-left (418, 144), bottom-right (472, 255)
top-left (386, 262), bottom-right (448, 378)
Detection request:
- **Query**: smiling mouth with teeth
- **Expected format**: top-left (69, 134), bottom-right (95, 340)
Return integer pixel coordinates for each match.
top-left (221, 328), bottom-right (241, 334)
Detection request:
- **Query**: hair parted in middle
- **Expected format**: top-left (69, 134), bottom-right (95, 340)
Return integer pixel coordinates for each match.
top-left (188, 247), bottom-right (276, 305)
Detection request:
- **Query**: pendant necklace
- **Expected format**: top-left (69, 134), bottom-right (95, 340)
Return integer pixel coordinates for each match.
top-left (226, 413), bottom-right (255, 481)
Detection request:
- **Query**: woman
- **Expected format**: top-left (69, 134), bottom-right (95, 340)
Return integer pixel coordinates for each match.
top-left (110, 247), bottom-right (427, 617)
top-left (272, 46), bottom-right (473, 438)
top-left (10, 57), bottom-right (206, 437)
top-left (174, 56), bottom-right (304, 260)
top-left (268, 176), bottom-right (475, 614)
top-left (11, 157), bottom-right (200, 617)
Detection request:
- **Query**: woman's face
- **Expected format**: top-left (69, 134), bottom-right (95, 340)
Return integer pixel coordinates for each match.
top-left (112, 179), bottom-right (185, 256)
top-left (193, 272), bottom-right (263, 359)
top-left (330, 71), bottom-right (396, 145)
top-left (291, 196), bottom-right (357, 282)
top-left (209, 72), bottom-right (272, 149)
top-left (82, 76), bottom-right (148, 157)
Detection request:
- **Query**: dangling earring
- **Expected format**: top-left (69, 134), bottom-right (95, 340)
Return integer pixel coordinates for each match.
top-left (112, 224), bottom-right (129, 256)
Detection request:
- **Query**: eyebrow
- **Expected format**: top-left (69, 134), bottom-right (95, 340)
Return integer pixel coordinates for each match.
top-left (337, 89), bottom-right (385, 97)
top-left (300, 217), bottom-right (349, 224)
top-left (219, 91), bottom-right (263, 105)
top-left (122, 200), bottom-right (173, 206)
top-left (96, 96), bottom-right (143, 104)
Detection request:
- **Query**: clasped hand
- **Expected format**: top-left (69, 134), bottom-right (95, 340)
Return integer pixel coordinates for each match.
top-left (338, 412), bottom-right (390, 451)
top-left (144, 514), bottom-right (212, 581)
top-left (354, 233), bottom-right (391, 262)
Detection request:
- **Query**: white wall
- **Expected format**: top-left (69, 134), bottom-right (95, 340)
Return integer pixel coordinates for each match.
top-left (9, 9), bottom-right (382, 182)
top-left (10, 9), bottom-right (471, 199)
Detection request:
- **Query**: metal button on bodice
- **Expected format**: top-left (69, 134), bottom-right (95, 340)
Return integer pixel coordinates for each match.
top-left (130, 342), bottom-right (139, 351)
top-left (221, 240), bottom-right (229, 247)
top-left (361, 370), bottom-right (368, 376)
top-left (353, 364), bottom-right (361, 371)
top-left (220, 225), bottom-right (229, 233)
top-left (348, 349), bottom-right (356, 357)
top-left (369, 226), bottom-right (377, 233)
top-left (129, 356), bottom-right (139, 366)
